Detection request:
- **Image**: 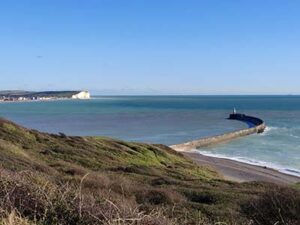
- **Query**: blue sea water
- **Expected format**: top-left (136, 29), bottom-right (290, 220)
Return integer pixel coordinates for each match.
top-left (0, 96), bottom-right (299, 176)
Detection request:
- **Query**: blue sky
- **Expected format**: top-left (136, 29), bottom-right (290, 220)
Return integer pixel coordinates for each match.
top-left (0, 0), bottom-right (300, 94)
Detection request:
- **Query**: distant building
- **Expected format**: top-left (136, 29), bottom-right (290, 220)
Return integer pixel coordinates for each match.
top-left (233, 108), bottom-right (237, 114)
top-left (0, 90), bottom-right (91, 102)
top-left (18, 97), bottom-right (26, 101)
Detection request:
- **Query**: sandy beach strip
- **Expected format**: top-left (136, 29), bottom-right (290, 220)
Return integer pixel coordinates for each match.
top-left (181, 151), bottom-right (300, 185)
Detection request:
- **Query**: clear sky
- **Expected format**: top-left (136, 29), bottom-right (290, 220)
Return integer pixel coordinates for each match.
top-left (1, 0), bottom-right (300, 95)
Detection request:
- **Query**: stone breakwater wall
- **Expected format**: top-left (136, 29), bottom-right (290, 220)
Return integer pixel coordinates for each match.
top-left (171, 114), bottom-right (266, 152)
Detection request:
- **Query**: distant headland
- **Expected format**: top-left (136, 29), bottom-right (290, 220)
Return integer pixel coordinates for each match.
top-left (0, 90), bottom-right (90, 102)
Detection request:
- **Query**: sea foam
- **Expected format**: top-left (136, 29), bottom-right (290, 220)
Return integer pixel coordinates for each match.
top-left (197, 150), bottom-right (300, 178)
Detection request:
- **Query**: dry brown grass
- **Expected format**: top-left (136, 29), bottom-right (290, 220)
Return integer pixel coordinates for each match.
top-left (0, 211), bottom-right (34, 225)
top-left (242, 185), bottom-right (300, 225)
top-left (2, 168), bottom-right (299, 225)
top-left (0, 170), bottom-right (179, 225)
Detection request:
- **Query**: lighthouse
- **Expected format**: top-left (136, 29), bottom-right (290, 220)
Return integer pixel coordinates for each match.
top-left (233, 108), bottom-right (237, 114)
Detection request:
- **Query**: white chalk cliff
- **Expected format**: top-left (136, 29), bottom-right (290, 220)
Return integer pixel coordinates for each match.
top-left (71, 91), bottom-right (90, 99)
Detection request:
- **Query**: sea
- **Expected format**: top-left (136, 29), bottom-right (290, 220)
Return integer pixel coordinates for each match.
top-left (0, 95), bottom-right (299, 177)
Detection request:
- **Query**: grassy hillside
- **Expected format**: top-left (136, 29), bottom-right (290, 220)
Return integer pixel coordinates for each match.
top-left (0, 118), bottom-right (299, 225)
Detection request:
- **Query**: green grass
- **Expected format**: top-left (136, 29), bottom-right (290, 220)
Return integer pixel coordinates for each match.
top-left (0, 117), bottom-right (299, 225)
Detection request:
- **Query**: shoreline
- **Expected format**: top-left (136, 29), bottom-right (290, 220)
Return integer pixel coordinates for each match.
top-left (197, 150), bottom-right (300, 178)
top-left (179, 150), bottom-right (300, 184)
top-left (168, 114), bottom-right (300, 184)
top-left (0, 98), bottom-right (92, 104)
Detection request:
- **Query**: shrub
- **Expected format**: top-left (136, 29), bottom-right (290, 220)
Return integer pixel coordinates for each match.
top-left (0, 170), bottom-right (178, 225)
top-left (136, 189), bottom-right (185, 206)
top-left (184, 191), bottom-right (217, 205)
top-left (242, 185), bottom-right (300, 225)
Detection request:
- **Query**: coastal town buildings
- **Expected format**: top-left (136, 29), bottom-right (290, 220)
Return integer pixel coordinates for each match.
top-left (0, 91), bottom-right (90, 102)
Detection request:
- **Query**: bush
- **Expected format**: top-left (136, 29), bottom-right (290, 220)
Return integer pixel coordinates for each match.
top-left (0, 170), bottom-right (178, 225)
top-left (136, 189), bottom-right (185, 206)
top-left (184, 191), bottom-right (217, 205)
top-left (242, 185), bottom-right (300, 225)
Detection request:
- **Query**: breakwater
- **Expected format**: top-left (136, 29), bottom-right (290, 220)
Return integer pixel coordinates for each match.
top-left (171, 113), bottom-right (266, 151)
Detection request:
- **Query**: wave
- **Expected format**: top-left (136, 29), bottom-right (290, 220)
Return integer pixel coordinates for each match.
top-left (288, 134), bottom-right (300, 139)
top-left (260, 126), bottom-right (300, 140)
top-left (260, 126), bottom-right (291, 136)
top-left (261, 126), bottom-right (278, 133)
top-left (195, 150), bottom-right (300, 178)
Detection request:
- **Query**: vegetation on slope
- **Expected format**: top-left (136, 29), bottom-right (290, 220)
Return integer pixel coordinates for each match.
top-left (0, 118), bottom-right (299, 225)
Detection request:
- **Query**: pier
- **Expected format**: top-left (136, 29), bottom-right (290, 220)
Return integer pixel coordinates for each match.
top-left (228, 113), bottom-right (265, 133)
top-left (171, 113), bottom-right (266, 151)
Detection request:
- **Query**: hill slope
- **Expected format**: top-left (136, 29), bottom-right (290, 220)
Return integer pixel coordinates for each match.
top-left (0, 118), bottom-right (299, 225)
